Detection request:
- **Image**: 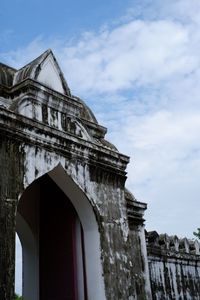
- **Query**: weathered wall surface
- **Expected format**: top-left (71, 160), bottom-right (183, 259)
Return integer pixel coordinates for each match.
top-left (147, 231), bottom-right (200, 300)
top-left (4, 49), bottom-right (200, 300)
top-left (0, 51), bottom-right (152, 300)
top-left (0, 135), bottom-right (24, 300)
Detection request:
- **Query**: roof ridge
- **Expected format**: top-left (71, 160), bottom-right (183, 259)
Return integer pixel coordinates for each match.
top-left (17, 49), bottom-right (52, 71)
top-left (0, 62), bottom-right (17, 72)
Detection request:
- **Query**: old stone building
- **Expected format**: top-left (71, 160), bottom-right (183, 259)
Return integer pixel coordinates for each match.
top-left (1, 50), bottom-right (200, 300)
top-left (0, 50), bottom-right (152, 300)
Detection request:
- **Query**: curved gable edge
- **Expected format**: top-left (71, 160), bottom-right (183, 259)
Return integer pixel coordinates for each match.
top-left (35, 51), bottom-right (71, 96)
top-left (13, 49), bottom-right (71, 96)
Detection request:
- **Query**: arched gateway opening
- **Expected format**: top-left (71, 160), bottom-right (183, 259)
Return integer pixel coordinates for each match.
top-left (16, 165), bottom-right (105, 300)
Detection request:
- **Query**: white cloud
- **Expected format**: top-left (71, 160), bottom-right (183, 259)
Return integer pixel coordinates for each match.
top-left (58, 18), bottom-right (197, 95)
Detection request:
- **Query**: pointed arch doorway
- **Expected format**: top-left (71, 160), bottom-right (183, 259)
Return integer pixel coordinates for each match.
top-left (16, 164), bottom-right (105, 300)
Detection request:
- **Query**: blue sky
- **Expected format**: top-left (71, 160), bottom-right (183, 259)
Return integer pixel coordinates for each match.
top-left (1, 0), bottom-right (132, 52)
top-left (1, 0), bottom-right (200, 294)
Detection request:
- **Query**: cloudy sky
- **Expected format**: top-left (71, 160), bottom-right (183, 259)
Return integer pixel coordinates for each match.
top-left (1, 0), bottom-right (200, 293)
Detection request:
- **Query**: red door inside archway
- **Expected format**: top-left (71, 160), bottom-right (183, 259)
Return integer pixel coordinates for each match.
top-left (17, 174), bottom-right (87, 300)
top-left (39, 175), bottom-right (84, 300)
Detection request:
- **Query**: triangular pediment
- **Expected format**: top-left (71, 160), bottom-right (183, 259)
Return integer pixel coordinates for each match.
top-left (35, 50), bottom-right (70, 95)
top-left (13, 49), bottom-right (71, 96)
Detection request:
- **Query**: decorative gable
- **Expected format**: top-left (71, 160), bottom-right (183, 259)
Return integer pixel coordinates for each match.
top-left (37, 54), bottom-right (66, 94)
top-left (13, 49), bottom-right (71, 96)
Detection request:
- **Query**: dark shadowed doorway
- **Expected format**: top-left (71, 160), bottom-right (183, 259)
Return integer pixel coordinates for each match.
top-left (16, 174), bottom-right (87, 300)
